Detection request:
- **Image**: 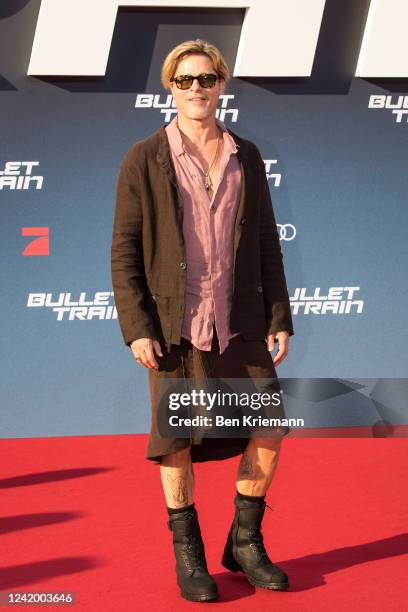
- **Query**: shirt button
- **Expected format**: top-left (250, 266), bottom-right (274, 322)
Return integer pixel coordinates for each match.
top-left (179, 262), bottom-right (187, 270)
top-left (257, 286), bottom-right (263, 293)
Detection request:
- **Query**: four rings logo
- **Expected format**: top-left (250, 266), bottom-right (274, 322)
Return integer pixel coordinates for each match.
top-left (277, 224), bottom-right (296, 241)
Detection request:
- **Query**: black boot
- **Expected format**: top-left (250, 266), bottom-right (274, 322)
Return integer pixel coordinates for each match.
top-left (168, 506), bottom-right (218, 602)
top-left (221, 494), bottom-right (289, 590)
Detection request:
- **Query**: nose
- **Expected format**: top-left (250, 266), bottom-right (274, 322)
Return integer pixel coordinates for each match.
top-left (189, 78), bottom-right (203, 92)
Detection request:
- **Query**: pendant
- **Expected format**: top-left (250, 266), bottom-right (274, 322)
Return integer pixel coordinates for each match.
top-left (204, 176), bottom-right (211, 190)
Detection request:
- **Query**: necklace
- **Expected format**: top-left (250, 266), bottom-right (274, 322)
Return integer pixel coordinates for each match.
top-left (203, 128), bottom-right (221, 191)
top-left (181, 127), bottom-right (221, 192)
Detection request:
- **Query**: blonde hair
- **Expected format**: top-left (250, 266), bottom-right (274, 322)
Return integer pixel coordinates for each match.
top-left (161, 39), bottom-right (230, 90)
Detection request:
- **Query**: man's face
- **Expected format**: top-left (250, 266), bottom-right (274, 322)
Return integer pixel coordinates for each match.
top-left (169, 54), bottom-right (225, 122)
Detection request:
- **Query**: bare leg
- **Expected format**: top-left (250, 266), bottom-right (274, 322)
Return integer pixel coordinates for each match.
top-left (236, 436), bottom-right (283, 496)
top-left (160, 445), bottom-right (194, 508)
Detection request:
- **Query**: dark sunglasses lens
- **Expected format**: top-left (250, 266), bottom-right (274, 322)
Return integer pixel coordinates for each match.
top-left (178, 77), bottom-right (193, 89)
top-left (199, 74), bottom-right (217, 87)
top-left (174, 74), bottom-right (217, 89)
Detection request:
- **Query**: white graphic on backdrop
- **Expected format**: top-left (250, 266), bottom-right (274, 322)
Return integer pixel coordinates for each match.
top-left (27, 286), bottom-right (362, 321)
top-left (368, 95), bottom-right (408, 124)
top-left (277, 224), bottom-right (296, 241)
top-left (27, 292), bottom-right (117, 320)
top-left (28, 0), bottom-right (327, 77)
top-left (264, 160), bottom-right (281, 187)
top-left (27, 1), bottom-right (408, 78)
top-left (0, 162), bottom-right (43, 190)
top-left (135, 93), bottom-right (238, 123)
top-left (290, 287), bottom-right (364, 314)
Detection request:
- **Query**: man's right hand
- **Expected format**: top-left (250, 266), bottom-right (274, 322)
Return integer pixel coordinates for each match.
top-left (130, 338), bottom-right (163, 369)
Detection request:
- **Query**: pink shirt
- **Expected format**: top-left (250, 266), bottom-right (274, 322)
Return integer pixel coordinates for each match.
top-left (165, 115), bottom-right (242, 355)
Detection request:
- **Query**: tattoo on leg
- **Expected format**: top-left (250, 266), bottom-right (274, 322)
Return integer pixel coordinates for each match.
top-left (166, 473), bottom-right (189, 507)
top-left (237, 454), bottom-right (259, 495)
top-left (238, 455), bottom-right (254, 479)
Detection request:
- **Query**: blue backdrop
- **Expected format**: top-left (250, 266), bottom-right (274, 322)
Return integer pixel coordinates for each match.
top-left (1, 1), bottom-right (407, 438)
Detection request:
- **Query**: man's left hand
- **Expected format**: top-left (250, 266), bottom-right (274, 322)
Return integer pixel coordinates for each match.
top-left (267, 331), bottom-right (289, 366)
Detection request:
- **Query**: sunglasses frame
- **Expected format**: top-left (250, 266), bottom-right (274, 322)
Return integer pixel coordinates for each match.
top-left (170, 73), bottom-right (219, 90)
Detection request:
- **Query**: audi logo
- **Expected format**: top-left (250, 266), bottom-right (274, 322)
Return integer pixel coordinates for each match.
top-left (277, 224), bottom-right (296, 241)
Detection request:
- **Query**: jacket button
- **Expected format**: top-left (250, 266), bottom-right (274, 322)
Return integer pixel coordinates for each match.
top-left (240, 218), bottom-right (246, 225)
top-left (179, 262), bottom-right (187, 270)
top-left (257, 286), bottom-right (263, 293)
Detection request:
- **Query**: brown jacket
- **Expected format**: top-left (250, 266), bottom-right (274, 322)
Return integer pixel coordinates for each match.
top-left (111, 122), bottom-right (294, 351)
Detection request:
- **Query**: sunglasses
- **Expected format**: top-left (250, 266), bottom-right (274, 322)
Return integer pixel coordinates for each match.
top-left (170, 73), bottom-right (218, 90)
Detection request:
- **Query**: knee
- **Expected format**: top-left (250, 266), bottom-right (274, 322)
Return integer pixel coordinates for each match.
top-left (251, 435), bottom-right (283, 451)
top-left (160, 444), bottom-right (192, 468)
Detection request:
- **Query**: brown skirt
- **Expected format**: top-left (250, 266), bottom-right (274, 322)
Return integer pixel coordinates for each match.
top-left (147, 324), bottom-right (291, 464)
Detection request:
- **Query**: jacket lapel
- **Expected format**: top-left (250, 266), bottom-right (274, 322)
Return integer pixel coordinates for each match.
top-left (157, 124), bottom-right (184, 230)
top-left (230, 135), bottom-right (248, 263)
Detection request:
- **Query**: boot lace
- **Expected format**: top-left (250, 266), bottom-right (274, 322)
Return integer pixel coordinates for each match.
top-left (181, 534), bottom-right (205, 574)
top-left (247, 504), bottom-right (274, 564)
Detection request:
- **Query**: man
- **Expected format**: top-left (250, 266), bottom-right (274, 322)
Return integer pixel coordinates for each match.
top-left (111, 39), bottom-right (294, 602)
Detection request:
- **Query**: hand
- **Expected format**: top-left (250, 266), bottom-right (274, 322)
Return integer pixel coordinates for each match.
top-left (267, 331), bottom-right (289, 366)
top-left (130, 338), bottom-right (163, 369)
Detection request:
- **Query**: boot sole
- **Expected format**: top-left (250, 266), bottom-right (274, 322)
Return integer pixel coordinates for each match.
top-left (222, 557), bottom-right (289, 591)
top-left (247, 576), bottom-right (289, 591)
top-left (180, 590), bottom-right (218, 602)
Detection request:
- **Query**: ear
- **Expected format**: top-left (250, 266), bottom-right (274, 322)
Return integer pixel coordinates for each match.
top-left (169, 82), bottom-right (177, 99)
top-left (218, 78), bottom-right (225, 96)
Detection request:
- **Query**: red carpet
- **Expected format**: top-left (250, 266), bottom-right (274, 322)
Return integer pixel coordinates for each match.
top-left (1, 435), bottom-right (407, 610)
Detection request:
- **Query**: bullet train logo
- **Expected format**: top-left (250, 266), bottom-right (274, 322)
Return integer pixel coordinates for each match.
top-left (264, 160), bottom-right (281, 188)
top-left (28, 1), bottom-right (407, 78)
top-left (135, 93), bottom-right (238, 123)
top-left (290, 287), bottom-right (364, 315)
top-left (27, 286), bottom-right (362, 321)
top-left (0, 162), bottom-right (43, 190)
top-left (27, 292), bottom-right (117, 320)
top-left (368, 95), bottom-right (408, 124)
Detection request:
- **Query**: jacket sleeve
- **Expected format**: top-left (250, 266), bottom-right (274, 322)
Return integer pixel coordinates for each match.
top-left (111, 157), bottom-right (158, 346)
top-left (256, 146), bottom-right (294, 338)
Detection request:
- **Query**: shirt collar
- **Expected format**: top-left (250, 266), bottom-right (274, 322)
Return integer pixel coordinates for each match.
top-left (165, 114), bottom-right (240, 157)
